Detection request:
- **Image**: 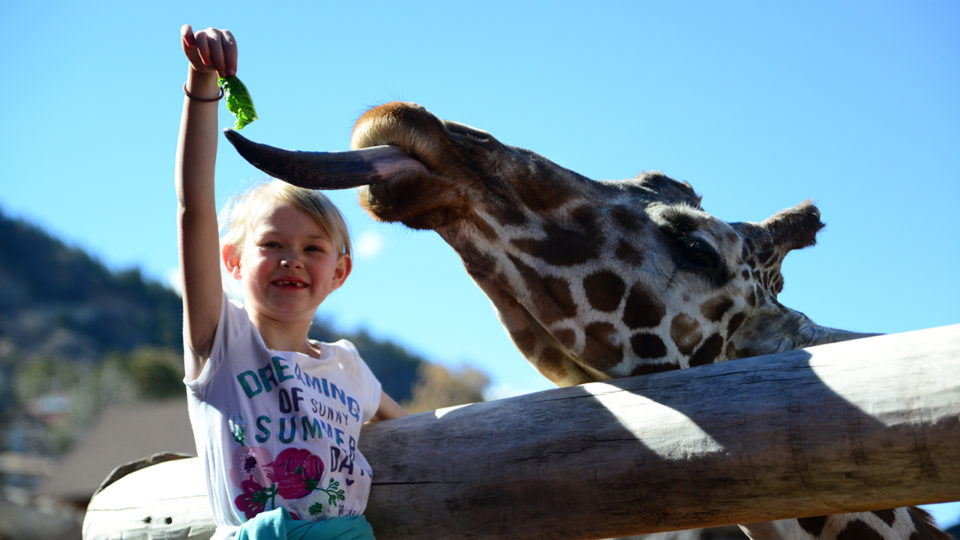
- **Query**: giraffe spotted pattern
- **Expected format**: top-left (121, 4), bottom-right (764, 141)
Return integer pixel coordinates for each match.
top-left (225, 101), bottom-right (952, 540)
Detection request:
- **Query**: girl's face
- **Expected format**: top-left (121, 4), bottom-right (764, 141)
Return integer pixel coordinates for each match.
top-left (228, 202), bottom-right (350, 324)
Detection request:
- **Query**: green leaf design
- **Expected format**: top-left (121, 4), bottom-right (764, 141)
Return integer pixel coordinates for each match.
top-left (323, 478), bottom-right (346, 505)
top-left (218, 76), bottom-right (258, 129)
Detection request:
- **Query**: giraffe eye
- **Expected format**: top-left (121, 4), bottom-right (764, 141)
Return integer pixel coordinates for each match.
top-left (675, 235), bottom-right (720, 270)
top-left (659, 214), bottom-right (730, 286)
top-left (660, 225), bottom-right (730, 286)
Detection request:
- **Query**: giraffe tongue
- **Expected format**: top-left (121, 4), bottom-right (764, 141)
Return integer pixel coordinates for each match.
top-left (223, 129), bottom-right (428, 190)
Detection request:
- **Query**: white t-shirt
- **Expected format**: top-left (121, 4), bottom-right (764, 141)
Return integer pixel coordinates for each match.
top-left (185, 297), bottom-right (382, 533)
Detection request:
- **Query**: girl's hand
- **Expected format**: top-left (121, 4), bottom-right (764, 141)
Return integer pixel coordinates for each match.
top-left (181, 24), bottom-right (237, 78)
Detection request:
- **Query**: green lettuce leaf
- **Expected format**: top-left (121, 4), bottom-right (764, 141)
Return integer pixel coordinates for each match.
top-left (218, 76), bottom-right (258, 129)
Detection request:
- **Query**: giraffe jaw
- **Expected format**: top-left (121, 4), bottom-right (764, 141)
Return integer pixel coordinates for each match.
top-left (223, 128), bottom-right (429, 190)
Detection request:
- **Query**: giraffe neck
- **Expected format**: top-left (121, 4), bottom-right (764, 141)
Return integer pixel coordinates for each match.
top-left (740, 506), bottom-right (951, 540)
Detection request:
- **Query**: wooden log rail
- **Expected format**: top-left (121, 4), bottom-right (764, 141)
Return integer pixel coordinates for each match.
top-left (83, 325), bottom-right (960, 539)
top-left (360, 325), bottom-right (960, 539)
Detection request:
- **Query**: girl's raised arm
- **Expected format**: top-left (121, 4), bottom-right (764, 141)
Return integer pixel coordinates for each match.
top-left (175, 25), bottom-right (237, 380)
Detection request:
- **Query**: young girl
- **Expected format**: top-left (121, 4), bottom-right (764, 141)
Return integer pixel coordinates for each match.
top-left (176, 24), bottom-right (406, 539)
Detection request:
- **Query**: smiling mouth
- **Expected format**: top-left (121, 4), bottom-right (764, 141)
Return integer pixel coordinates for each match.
top-left (273, 280), bottom-right (308, 288)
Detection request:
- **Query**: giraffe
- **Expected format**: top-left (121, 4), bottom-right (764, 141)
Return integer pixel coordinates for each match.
top-left (223, 102), bottom-right (953, 540)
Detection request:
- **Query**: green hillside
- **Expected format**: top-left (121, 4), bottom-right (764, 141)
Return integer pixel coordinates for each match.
top-left (0, 213), bottom-right (182, 360)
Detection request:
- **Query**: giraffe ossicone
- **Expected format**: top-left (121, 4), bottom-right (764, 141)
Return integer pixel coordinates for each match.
top-left (224, 102), bottom-right (950, 540)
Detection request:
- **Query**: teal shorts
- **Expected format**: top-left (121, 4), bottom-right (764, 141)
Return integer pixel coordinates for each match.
top-left (237, 507), bottom-right (375, 540)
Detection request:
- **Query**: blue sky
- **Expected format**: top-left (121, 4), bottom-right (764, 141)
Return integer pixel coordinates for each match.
top-left (2, 0), bottom-right (957, 526)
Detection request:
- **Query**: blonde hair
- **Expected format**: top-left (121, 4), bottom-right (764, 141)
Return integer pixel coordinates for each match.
top-left (219, 180), bottom-right (352, 258)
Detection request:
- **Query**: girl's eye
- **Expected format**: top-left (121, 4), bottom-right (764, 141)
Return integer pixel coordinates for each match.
top-left (260, 241), bottom-right (280, 249)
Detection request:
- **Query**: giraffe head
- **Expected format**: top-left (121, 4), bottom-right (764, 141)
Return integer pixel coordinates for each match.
top-left (225, 102), bottom-right (865, 386)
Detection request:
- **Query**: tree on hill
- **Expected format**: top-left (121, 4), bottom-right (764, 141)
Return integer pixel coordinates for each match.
top-left (403, 363), bottom-right (490, 413)
top-left (0, 211), bottom-right (182, 359)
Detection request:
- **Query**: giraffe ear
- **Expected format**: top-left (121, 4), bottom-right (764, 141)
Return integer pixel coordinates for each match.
top-left (760, 200), bottom-right (824, 252)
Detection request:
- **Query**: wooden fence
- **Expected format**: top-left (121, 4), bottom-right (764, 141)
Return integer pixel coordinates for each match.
top-left (84, 325), bottom-right (960, 539)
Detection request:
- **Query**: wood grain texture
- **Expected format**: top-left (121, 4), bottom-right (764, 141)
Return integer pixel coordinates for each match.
top-left (83, 455), bottom-right (215, 539)
top-left (360, 325), bottom-right (960, 539)
top-left (81, 325), bottom-right (960, 539)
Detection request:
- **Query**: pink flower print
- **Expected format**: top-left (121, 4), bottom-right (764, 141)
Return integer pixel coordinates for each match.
top-left (230, 445), bottom-right (274, 488)
top-left (234, 478), bottom-right (275, 519)
top-left (270, 447), bottom-right (325, 500)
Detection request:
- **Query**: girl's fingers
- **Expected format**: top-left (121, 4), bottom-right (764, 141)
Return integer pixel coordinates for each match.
top-left (194, 31), bottom-right (212, 70)
top-left (181, 24), bottom-right (196, 49)
top-left (181, 25), bottom-right (236, 77)
top-left (206, 35), bottom-right (226, 76)
top-left (222, 30), bottom-right (238, 77)
top-left (181, 24), bottom-right (205, 68)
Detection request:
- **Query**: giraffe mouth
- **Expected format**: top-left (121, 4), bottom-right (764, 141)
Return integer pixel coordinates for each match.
top-left (223, 129), bottom-right (429, 190)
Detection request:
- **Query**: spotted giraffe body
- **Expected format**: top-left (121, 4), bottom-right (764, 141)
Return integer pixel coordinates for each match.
top-left (224, 102), bottom-right (952, 540)
top-left (430, 172), bottom-right (834, 386)
top-left (745, 507), bottom-right (946, 540)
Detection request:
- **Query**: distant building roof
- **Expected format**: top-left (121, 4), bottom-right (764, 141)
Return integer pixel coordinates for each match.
top-left (34, 399), bottom-right (195, 504)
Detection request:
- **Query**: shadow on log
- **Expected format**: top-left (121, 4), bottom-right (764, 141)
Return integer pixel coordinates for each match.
top-left (84, 325), bottom-right (960, 539)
